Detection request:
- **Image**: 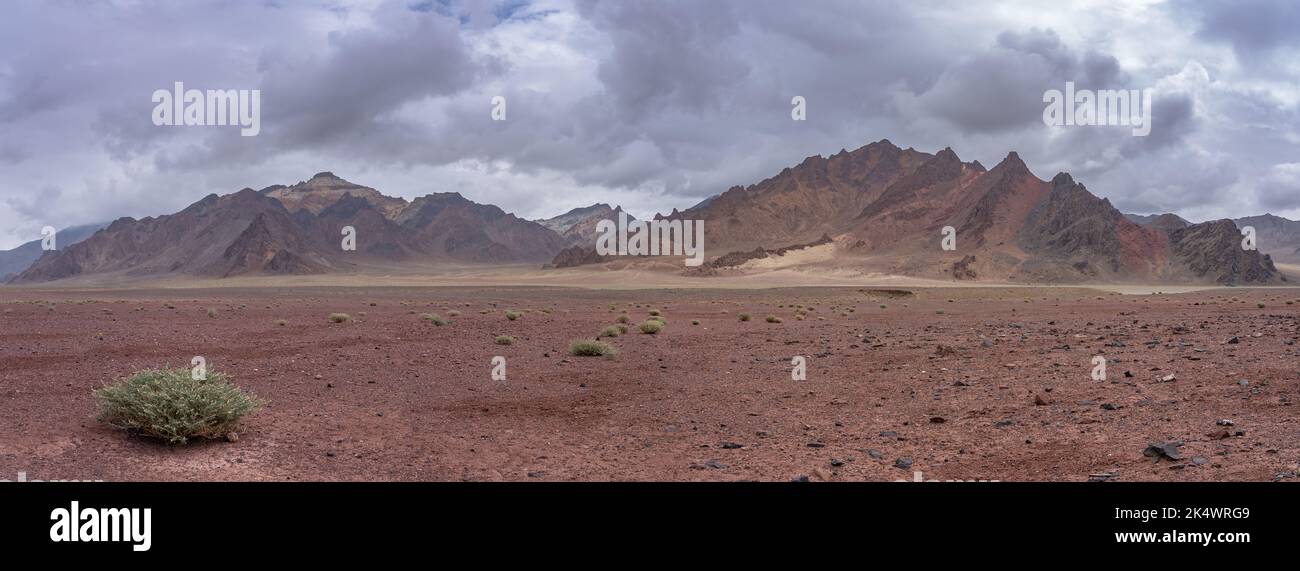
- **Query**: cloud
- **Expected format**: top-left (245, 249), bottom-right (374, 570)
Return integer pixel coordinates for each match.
top-left (0, 0), bottom-right (1298, 249)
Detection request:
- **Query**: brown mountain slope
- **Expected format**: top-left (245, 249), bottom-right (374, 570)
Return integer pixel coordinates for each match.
top-left (669, 139), bottom-right (1280, 284)
top-left (13, 189), bottom-right (340, 282)
top-left (264, 172), bottom-right (408, 218)
top-left (11, 174), bottom-right (566, 283)
top-left (678, 139), bottom-right (937, 250)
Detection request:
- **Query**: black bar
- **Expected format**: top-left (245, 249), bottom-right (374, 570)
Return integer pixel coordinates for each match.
top-left (2, 482), bottom-right (1287, 559)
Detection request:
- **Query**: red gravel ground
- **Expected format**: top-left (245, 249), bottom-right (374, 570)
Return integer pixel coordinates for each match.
top-left (1, 286), bottom-right (1297, 482)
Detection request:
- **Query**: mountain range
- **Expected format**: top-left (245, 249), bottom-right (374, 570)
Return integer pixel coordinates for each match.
top-left (661, 140), bottom-right (1284, 284)
top-left (7, 140), bottom-right (1295, 285)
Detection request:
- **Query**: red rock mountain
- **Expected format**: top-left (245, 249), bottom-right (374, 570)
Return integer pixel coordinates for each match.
top-left (670, 140), bottom-right (1280, 284)
top-left (11, 173), bottom-right (566, 283)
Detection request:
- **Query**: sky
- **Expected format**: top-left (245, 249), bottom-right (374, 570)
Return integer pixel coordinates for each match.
top-left (1, 0), bottom-right (1298, 249)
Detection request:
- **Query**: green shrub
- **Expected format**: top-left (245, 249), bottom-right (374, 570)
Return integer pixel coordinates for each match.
top-left (329, 313), bottom-right (352, 323)
top-left (616, 315), bottom-right (630, 324)
top-left (206, 307), bottom-right (217, 318)
top-left (648, 309), bottom-right (661, 316)
top-left (765, 315), bottom-right (782, 323)
top-left (738, 313), bottom-right (751, 322)
top-left (275, 319), bottom-right (287, 326)
top-left (569, 339), bottom-right (617, 357)
top-left (599, 325), bottom-right (622, 338)
top-left (639, 320), bottom-right (664, 334)
top-left (495, 335), bottom-right (514, 345)
top-left (421, 313), bottom-right (448, 326)
top-left (448, 310), bottom-right (462, 317)
top-left (95, 368), bottom-right (262, 444)
top-left (505, 310), bottom-right (521, 321)
top-left (616, 324), bottom-right (629, 334)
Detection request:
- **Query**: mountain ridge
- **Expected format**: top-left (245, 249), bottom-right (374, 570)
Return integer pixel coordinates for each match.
top-left (10, 142), bottom-right (1288, 285)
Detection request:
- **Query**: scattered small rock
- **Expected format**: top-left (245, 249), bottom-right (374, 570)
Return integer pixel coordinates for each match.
top-left (894, 457), bottom-right (913, 470)
top-left (1142, 441), bottom-right (1182, 462)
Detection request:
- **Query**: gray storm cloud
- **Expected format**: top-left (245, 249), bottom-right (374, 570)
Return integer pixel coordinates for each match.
top-left (0, 0), bottom-right (1297, 249)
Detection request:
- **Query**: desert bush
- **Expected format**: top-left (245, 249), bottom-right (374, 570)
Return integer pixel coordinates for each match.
top-left (599, 325), bottom-right (622, 338)
top-left (738, 313), bottom-right (751, 322)
top-left (648, 315), bottom-right (667, 325)
top-left (569, 339), bottom-right (617, 357)
top-left (765, 315), bottom-right (782, 323)
top-left (95, 368), bottom-right (262, 444)
top-left (329, 313), bottom-right (352, 323)
top-left (421, 313), bottom-right (448, 326)
top-left (505, 310), bottom-right (521, 321)
top-left (495, 335), bottom-right (514, 345)
top-left (448, 310), bottom-right (461, 317)
top-left (648, 309), bottom-right (661, 316)
top-left (616, 324), bottom-right (630, 334)
top-left (639, 320), bottom-right (664, 334)
top-left (206, 307), bottom-right (217, 318)
top-left (616, 315), bottom-right (630, 324)
top-left (691, 320), bottom-right (700, 326)
top-left (275, 319), bottom-right (287, 326)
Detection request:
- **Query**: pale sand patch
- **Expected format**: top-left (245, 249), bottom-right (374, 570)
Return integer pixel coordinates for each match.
top-left (737, 243), bottom-right (837, 270)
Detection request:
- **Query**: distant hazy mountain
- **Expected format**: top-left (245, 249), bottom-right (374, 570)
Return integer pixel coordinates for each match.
top-left (535, 203), bottom-right (635, 246)
top-left (1234, 214), bottom-right (1300, 265)
top-left (0, 222), bottom-right (107, 280)
top-left (1127, 212), bottom-right (1300, 266)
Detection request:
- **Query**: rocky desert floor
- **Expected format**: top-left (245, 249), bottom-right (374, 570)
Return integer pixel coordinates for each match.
top-left (1, 284), bottom-right (1298, 482)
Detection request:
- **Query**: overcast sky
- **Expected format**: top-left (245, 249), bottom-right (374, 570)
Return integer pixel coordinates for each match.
top-left (1, 0), bottom-right (1298, 249)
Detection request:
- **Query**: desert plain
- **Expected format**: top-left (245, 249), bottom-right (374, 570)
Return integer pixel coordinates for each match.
top-left (2, 276), bottom-right (1298, 482)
